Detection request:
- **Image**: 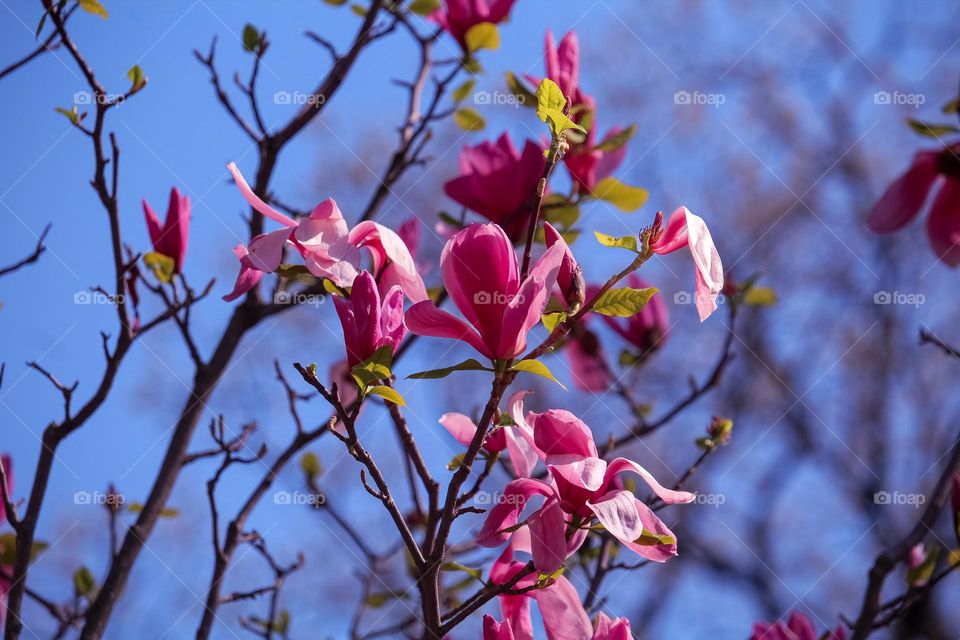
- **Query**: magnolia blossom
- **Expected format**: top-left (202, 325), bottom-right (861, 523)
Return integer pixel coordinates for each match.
top-left (565, 117), bottom-right (629, 194)
top-left (650, 207), bottom-right (724, 321)
top-left (443, 134), bottom-right (547, 240)
top-left (750, 611), bottom-right (846, 640)
top-left (333, 271), bottom-right (405, 368)
top-left (867, 146), bottom-right (960, 266)
top-left (564, 328), bottom-right (612, 392)
top-left (429, 0), bottom-right (516, 49)
top-left (488, 533), bottom-right (593, 640)
top-left (222, 163), bottom-right (426, 302)
top-left (405, 223), bottom-right (564, 360)
top-left (543, 222), bottom-right (584, 310)
top-left (477, 393), bottom-right (694, 573)
top-left (143, 186), bottom-right (190, 272)
top-left (439, 411), bottom-right (538, 478)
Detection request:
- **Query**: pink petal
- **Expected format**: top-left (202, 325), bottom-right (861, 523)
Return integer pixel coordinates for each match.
top-left (531, 576), bottom-right (593, 640)
top-left (603, 458), bottom-right (695, 504)
top-left (588, 491), bottom-right (678, 562)
top-left (439, 413), bottom-right (478, 447)
top-left (142, 198), bottom-right (163, 249)
top-left (222, 245), bottom-right (264, 302)
top-left (528, 500), bottom-right (568, 574)
top-left (565, 337), bottom-right (611, 392)
top-left (404, 301), bottom-right (493, 358)
top-left (926, 177), bottom-right (960, 267)
top-left (476, 478), bottom-right (554, 547)
top-left (483, 615), bottom-right (516, 640)
top-left (226, 162), bottom-right (297, 228)
top-left (246, 228), bottom-right (292, 273)
top-left (350, 221), bottom-right (428, 302)
top-left (867, 151), bottom-right (940, 234)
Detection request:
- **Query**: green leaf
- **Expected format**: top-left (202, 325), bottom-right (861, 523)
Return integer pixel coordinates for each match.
top-left (407, 359), bottom-right (493, 380)
top-left (454, 108), bottom-right (485, 131)
top-left (350, 4), bottom-right (368, 16)
top-left (127, 502), bottom-right (179, 518)
top-left (0, 533), bottom-right (49, 565)
top-left (451, 79), bottom-right (475, 103)
top-left (743, 286), bottom-right (777, 306)
top-left (408, 0), bottom-right (441, 15)
top-left (504, 71), bottom-right (537, 108)
top-left (593, 231), bottom-right (638, 252)
top-left (633, 529), bottom-right (676, 546)
top-left (948, 548), bottom-right (960, 567)
top-left (300, 452), bottom-right (322, 479)
top-left (441, 561), bottom-right (484, 582)
top-left (510, 360), bottom-right (566, 390)
top-left (73, 566), bottom-right (97, 598)
top-left (907, 118), bottom-right (959, 138)
top-left (906, 545), bottom-right (940, 587)
top-left (535, 78), bottom-right (584, 137)
top-left (943, 97), bottom-right (960, 114)
top-left (464, 22), bottom-right (499, 53)
top-left (127, 64), bottom-right (145, 91)
top-left (593, 124), bottom-right (637, 152)
top-left (543, 195), bottom-right (579, 228)
top-left (350, 345), bottom-right (394, 387)
top-left (592, 177), bottom-right (649, 212)
top-left (242, 24), bottom-right (261, 53)
top-left (143, 251), bottom-right (175, 284)
top-left (274, 611), bottom-right (290, 634)
top-left (55, 105), bottom-right (80, 125)
top-left (367, 385), bottom-right (406, 406)
top-left (447, 452), bottom-right (466, 471)
top-left (365, 591), bottom-right (406, 607)
top-left (592, 287), bottom-right (658, 318)
top-left (77, 0), bottom-right (108, 19)
top-left (541, 311), bottom-right (567, 334)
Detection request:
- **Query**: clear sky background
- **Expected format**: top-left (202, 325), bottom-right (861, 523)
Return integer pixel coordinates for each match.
top-left (2, 1), bottom-right (960, 638)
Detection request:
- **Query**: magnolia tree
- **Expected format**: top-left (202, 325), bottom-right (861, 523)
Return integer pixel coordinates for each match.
top-left (1, 1), bottom-right (959, 639)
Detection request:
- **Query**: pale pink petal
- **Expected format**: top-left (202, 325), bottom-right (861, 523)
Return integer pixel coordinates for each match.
top-left (439, 413), bottom-right (477, 447)
top-left (404, 301), bottom-right (492, 358)
top-left (246, 228), bottom-right (292, 272)
top-left (226, 162), bottom-right (297, 228)
top-left (528, 500), bottom-right (568, 574)
top-left (350, 221), bottom-right (428, 302)
top-left (476, 478), bottom-right (554, 547)
top-left (531, 576), bottom-right (593, 640)
top-left (603, 458), bottom-right (695, 504)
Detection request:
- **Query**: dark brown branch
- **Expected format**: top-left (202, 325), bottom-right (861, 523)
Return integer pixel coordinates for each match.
top-left (0, 224), bottom-right (50, 278)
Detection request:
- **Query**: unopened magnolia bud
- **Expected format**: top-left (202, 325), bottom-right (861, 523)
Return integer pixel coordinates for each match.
top-left (566, 265), bottom-right (586, 312)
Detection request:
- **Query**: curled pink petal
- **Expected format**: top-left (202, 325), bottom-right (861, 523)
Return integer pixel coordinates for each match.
top-left (868, 151), bottom-right (940, 234)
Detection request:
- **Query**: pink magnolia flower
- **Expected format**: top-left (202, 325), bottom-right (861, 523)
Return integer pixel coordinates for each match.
top-left (443, 134), bottom-right (547, 241)
top-left (439, 410), bottom-right (538, 478)
top-left (564, 329), bottom-right (612, 393)
top-left (222, 163), bottom-right (426, 303)
top-left (483, 615), bottom-right (516, 640)
top-left (488, 534), bottom-right (593, 640)
top-left (0, 455), bottom-right (11, 527)
top-left (592, 613), bottom-right (633, 640)
top-left (867, 146), bottom-right (960, 266)
top-left (751, 611), bottom-right (845, 640)
top-left (543, 222), bottom-right (584, 310)
top-left (565, 119), bottom-right (629, 194)
top-left (143, 187), bottom-right (190, 272)
top-left (429, 0), bottom-right (516, 50)
top-left (650, 207), bottom-right (724, 321)
top-left (477, 393), bottom-right (694, 573)
top-left (333, 271), bottom-right (405, 368)
top-left (405, 223), bottom-right (564, 360)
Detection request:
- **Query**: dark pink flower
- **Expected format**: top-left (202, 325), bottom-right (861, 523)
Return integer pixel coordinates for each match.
top-left (543, 222), bottom-right (584, 310)
top-left (429, 0), bottom-right (516, 50)
top-left (650, 207), bottom-right (724, 321)
top-left (565, 119), bottom-right (629, 194)
top-left (750, 611), bottom-right (845, 640)
top-left (564, 329), bottom-right (612, 393)
top-left (867, 146), bottom-right (960, 266)
top-left (333, 271), bottom-right (405, 368)
top-left (483, 615), bottom-right (516, 640)
top-left (143, 187), bottom-right (190, 272)
top-left (592, 613), bottom-right (634, 640)
top-left (443, 134), bottom-right (546, 241)
top-left (405, 223), bottom-right (564, 360)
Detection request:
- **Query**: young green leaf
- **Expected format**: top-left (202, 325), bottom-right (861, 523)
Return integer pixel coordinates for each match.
top-left (907, 118), bottom-right (959, 138)
top-left (441, 561), bottom-right (484, 582)
top-left (541, 311), bottom-right (567, 334)
top-left (593, 124), bottom-right (637, 152)
top-left (55, 105), bottom-right (81, 125)
top-left (510, 359), bottom-right (566, 390)
top-left (73, 566), bottom-right (97, 598)
top-left (407, 359), bottom-right (493, 380)
top-left (127, 65), bottom-right (145, 91)
top-left (592, 177), bottom-right (649, 212)
top-left (300, 452), bottom-right (322, 479)
top-left (592, 287), bottom-right (658, 318)
top-left (535, 78), bottom-right (585, 137)
top-left (454, 108), bottom-right (486, 131)
top-left (633, 529), bottom-right (676, 546)
top-left (593, 231), bottom-right (638, 252)
top-left (451, 79), bottom-right (476, 103)
top-left (367, 385), bottom-right (406, 406)
top-left (504, 71), bottom-right (537, 108)
top-left (242, 24), bottom-right (262, 53)
top-left (943, 97), bottom-right (960, 114)
top-left (742, 286), bottom-right (777, 306)
top-left (408, 0), bottom-right (441, 15)
top-left (465, 22), bottom-right (499, 53)
top-left (350, 345), bottom-right (394, 387)
top-left (143, 251), bottom-right (175, 284)
top-left (77, 0), bottom-right (108, 19)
